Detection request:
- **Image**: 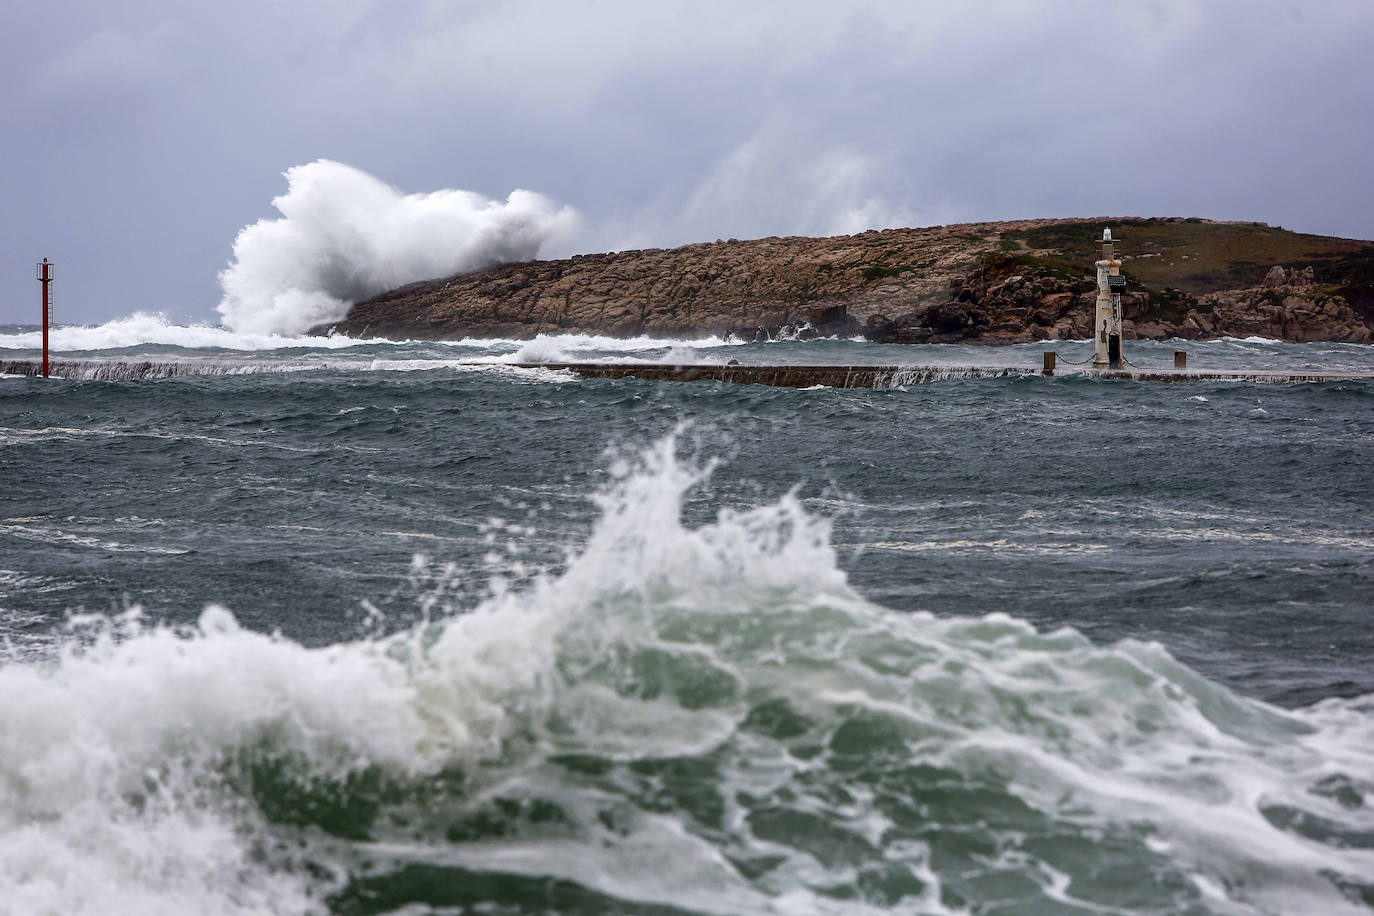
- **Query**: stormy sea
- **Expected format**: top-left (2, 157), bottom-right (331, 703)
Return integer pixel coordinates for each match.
top-left (2, 317), bottom-right (1372, 915)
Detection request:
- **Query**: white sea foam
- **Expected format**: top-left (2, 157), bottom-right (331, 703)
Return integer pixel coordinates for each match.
top-left (1221, 335), bottom-right (1285, 345)
top-left (0, 312), bottom-right (405, 352)
top-left (508, 337), bottom-right (577, 364)
top-left (216, 160), bottom-right (579, 336)
top-left (0, 315), bottom-right (740, 361)
top-left (1, 434), bottom-right (1372, 914)
top-left (504, 332), bottom-right (735, 362)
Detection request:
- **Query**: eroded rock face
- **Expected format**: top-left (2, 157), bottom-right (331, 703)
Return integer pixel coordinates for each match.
top-left (1200, 290), bottom-right (1372, 344)
top-left (316, 219), bottom-right (1374, 345)
top-left (1263, 265), bottom-right (1316, 290)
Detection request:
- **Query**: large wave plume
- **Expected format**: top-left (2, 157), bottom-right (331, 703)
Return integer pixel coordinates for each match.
top-left (216, 160), bottom-right (579, 336)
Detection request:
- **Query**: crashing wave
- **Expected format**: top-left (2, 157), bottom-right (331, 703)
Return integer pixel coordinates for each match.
top-left (1, 434), bottom-right (1372, 914)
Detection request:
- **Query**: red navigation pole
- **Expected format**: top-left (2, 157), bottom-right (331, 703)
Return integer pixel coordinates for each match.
top-left (37, 258), bottom-right (53, 378)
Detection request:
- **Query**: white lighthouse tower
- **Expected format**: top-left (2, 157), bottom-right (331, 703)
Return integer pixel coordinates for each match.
top-left (1093, 228), bottom-right (1126, 368)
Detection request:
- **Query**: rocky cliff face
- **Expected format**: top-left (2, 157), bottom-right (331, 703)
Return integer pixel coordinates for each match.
top-left (316, 218), bottom-right (1374, 345)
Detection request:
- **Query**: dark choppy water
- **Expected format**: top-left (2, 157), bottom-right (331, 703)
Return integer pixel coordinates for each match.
top-left (3, 321), bottom-right (1373, 915)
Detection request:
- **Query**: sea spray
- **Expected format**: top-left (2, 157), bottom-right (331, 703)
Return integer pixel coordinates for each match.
top-left (0, 317), bottom-right (735, 360)
top-left (1, 434), bottom-right (1372, 914)
top-left (0, 312), bottom-right (398, 352)
top-left (216, 160), bottom-right (579, 337)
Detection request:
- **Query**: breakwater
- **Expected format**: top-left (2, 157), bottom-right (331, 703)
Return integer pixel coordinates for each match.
top-left (511, 362), bottom-right (1374, 387)
top-left (0, 359), bottom-right (299, 381)
top-left (517, 363), bottom-right (1028, 387)
top-left (5, 357), bottom-right (1372, 386)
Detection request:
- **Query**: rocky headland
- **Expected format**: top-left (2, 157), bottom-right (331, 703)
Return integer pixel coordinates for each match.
top-left (315, 217), bottom-right (1374, 345)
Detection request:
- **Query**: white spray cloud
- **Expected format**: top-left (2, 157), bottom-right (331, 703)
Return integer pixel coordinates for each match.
top-left (595, 123), bottom-right (918, 252)
top-left (681, 129), bottom-right (915, 239)
top-left (216, 160), bottom-right (579, 335)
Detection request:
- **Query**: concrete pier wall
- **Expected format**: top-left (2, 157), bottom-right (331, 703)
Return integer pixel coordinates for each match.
top-left (3, 358), bottom-right (1370, 386)
top-left (513, 362), bottom-right (1374, 387)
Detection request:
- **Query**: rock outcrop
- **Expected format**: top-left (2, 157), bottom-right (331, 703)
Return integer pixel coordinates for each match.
top-left (316, 217), bottom-right (1374, 344)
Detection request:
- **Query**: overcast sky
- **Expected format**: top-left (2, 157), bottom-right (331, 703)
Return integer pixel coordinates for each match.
top-left (3, 0), bottom-right (1372, 326)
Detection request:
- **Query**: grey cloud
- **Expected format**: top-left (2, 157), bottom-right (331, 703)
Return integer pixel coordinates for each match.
top-left (1, 0), bottom-right (1370, 326)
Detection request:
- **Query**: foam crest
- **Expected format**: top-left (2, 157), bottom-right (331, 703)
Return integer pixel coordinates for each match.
top-left (508, 336), bottom-right (575, 364)
top-left (0, 594), bottom-right (564, 914)
top-left (217, 160), bottom-right (579, 336)
top-left (0, 312), bottom-right (411, 352)
top-left (575, 434), bottom-right (844, 599)
top-left (0, 611), bottom-right (391, 913)
top-left (505, 331), bottom-right (736, 364)
top-left (437, 435), bottom-right (1374, 913)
